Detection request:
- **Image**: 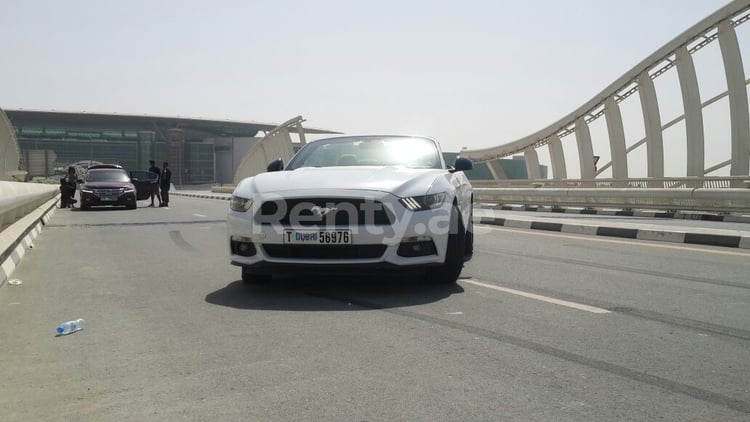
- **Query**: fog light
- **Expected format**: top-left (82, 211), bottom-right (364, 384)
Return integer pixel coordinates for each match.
top-left (397, 236), bottom-right (437, 257)
top-left (231, 237), bottom-right (257, 257)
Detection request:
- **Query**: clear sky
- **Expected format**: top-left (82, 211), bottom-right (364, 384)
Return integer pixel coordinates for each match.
top-left (0, 0), bottom-right (736, 171)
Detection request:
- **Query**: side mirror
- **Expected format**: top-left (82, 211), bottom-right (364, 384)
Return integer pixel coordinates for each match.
top-left (451, 157), bottom-right (473, 173)
top-left (266, 158), bottom-right (284, 172)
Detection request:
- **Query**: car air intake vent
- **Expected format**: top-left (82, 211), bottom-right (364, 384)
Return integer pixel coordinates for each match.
top-left (262, 244), bottom-right (387, 259)
top-left (257, 198), bottom-right (393, 226)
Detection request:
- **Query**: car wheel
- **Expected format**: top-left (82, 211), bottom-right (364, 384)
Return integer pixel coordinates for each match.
top-left (427, 205), bottom-right (465, 284)
top-left (127, 202), bottom-right (137, 210)
top-left (81, 204), bottom-right (90, 211)
top-left (241, 267), bottom-right (272, 284)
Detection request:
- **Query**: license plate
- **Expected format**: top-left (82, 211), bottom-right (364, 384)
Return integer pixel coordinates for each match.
top-left (283, 230), bottom-right (352, 245)
top-left (102, 197), bottom-right (117, 201)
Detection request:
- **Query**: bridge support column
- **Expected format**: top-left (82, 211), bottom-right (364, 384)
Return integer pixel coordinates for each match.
top-left (675, 46), bottom-right (705, 179)
top-left (524, 147), bottom-right (541, 180)
top-left (547, 135), bottom-right (567, 180)
top-left (575, 118), bottom-right (595, 185)
top-left (638, 72), bottom-right (665, 182)
top-left (604, 97), bottom-right (628, 186)
top-left (295, 124), bottom-right (306, 146)
top-left (718, 20), bottom-right (750, 178)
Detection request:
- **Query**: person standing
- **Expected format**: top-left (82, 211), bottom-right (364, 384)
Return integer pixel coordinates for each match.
top-left (159, 161), bottom-right (172, 207)
top-left (147, 160), bottom-right (162, 207)
top-left (60, 166), bottom-right (78, 208)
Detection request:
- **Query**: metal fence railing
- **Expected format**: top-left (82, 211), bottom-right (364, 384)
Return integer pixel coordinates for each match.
top-left (473, 187), bottom-right (750, 213)
top-left (471, 176), bottom-right (750, 189)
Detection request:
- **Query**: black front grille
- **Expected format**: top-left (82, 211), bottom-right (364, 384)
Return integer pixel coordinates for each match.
top-left (93, 188), bottom-right (125, 197)
top-left (257, 198), bottom-right (393, 226)
top-left (262, 244), bottom-right (387, 259)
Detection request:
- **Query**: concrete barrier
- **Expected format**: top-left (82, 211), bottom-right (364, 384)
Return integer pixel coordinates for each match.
top-left (211, 185), bottom-right (235, 194)
top-left (0, 181), bottom-right (58, 230)
top-left (1, 182), bottom-right (58, 285)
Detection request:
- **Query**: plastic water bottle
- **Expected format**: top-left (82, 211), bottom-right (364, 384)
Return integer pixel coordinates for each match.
top-left (56, 318), bottom-right (85, 336)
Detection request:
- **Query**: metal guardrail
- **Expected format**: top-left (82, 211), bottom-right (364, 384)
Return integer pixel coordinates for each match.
top-left (0, 181), bottom-right (58, 230)
top-left (210, 181), bottom-right (750, 213)
top-left (474, 187), bottom-right (750, 213)
top-left (471, 176), bottom-right (750, 189)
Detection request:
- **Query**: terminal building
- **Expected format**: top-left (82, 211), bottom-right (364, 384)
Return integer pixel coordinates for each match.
top-left (5, 109), bottom-right (546, 184)
top-left (4, 110), bottom-right (336, 185)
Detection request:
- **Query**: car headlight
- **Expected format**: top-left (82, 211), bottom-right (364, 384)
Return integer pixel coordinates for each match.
top-left (124, 186), bottom-right (136, 192)
top-left (399, 193), bottom-right (447, 211)
top-left (230, 195), bottom-right (254, 212)
top-left (80, 188), bottom-right (93, 193)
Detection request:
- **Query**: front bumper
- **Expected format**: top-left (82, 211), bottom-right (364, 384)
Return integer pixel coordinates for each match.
top-left (80, 191), bottom-right (137, 207)
top-left (227, 190), bottom-right (453, 270)
top-left (230, 260), bottom-right (440, 276)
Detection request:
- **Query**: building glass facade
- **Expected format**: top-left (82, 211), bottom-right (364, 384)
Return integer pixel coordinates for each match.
top-left (3, 112), bottom-right (274, 183)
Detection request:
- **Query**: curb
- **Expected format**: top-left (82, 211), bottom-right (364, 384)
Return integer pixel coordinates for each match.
top-left (0, 199), bottom-right (57, 287)
top-left (481, 204), bottom-right (750, 224)
top-left (172, 192), bottom-right (231, 201)
top-left (479, 216), bottom-right (750, 250)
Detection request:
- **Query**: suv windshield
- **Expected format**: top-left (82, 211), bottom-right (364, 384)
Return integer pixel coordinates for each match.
top-left (287, 136), bottom-right (442, 170)
top-left (85, 169), bottom-right (131, 183)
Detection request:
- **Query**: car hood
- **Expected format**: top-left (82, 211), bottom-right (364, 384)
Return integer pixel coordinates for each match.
top-left (240, 167), bottom-right (446, 198)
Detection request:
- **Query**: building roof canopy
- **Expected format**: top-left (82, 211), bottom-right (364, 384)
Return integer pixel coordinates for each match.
top-left (4, 109), bottom-right (339, 140)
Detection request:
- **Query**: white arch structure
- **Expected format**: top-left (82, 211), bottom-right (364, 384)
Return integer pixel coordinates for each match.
top-left (232, 115), bottom-right (308, 184)
top-left (0, 108), bottom-right (24, 181)
top-left (463, 0), bottom-right (750, 187)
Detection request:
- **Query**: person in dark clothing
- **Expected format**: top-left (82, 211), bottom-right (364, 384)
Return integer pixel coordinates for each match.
top-left (59, 166), bottom-right (78, 208)
top-left (147, 160), bottom-right (162, 207)
top-left (159, 162), bottom-right (172, 207)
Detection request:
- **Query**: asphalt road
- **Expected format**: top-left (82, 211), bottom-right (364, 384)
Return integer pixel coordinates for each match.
top-left (1, 196), bottom-right (749, 421)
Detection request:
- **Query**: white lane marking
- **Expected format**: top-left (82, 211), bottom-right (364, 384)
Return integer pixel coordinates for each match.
top-left (193, 213), bottom-right (208, 218)
top-left (479, 225), bottom-right (750, 257)
top-left (447, 312), bottom-right (463, 315)
top-left (464, 278), bottom-right (611, 314)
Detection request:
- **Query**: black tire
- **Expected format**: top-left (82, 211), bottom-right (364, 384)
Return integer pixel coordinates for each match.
top-left (427, 205), bottom-right (466, 284)
top-left (464, 203), bottom-right (474, 262)
top-left (127, 202), bottom-right (137, 210)
top-left (241, 267), bottom-right (272, 284)
top-left (81, 204), bottom-right (90, 211)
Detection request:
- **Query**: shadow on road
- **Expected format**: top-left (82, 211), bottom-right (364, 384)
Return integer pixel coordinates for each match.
top-left (205, 275), bottom-right (464, 311)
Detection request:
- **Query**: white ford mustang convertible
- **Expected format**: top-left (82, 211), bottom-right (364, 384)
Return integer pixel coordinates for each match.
top-left (227, 135), bottom-right (473, 284)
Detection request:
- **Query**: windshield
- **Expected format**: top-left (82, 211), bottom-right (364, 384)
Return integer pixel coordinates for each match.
top-left (85, 169), bottom-right (131, 183)
top-left (286, 136), bottom-right (443, 170)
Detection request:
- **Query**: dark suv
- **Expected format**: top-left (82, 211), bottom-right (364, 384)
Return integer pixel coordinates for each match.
top-left (79, 165), bottom-right (138, 210)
